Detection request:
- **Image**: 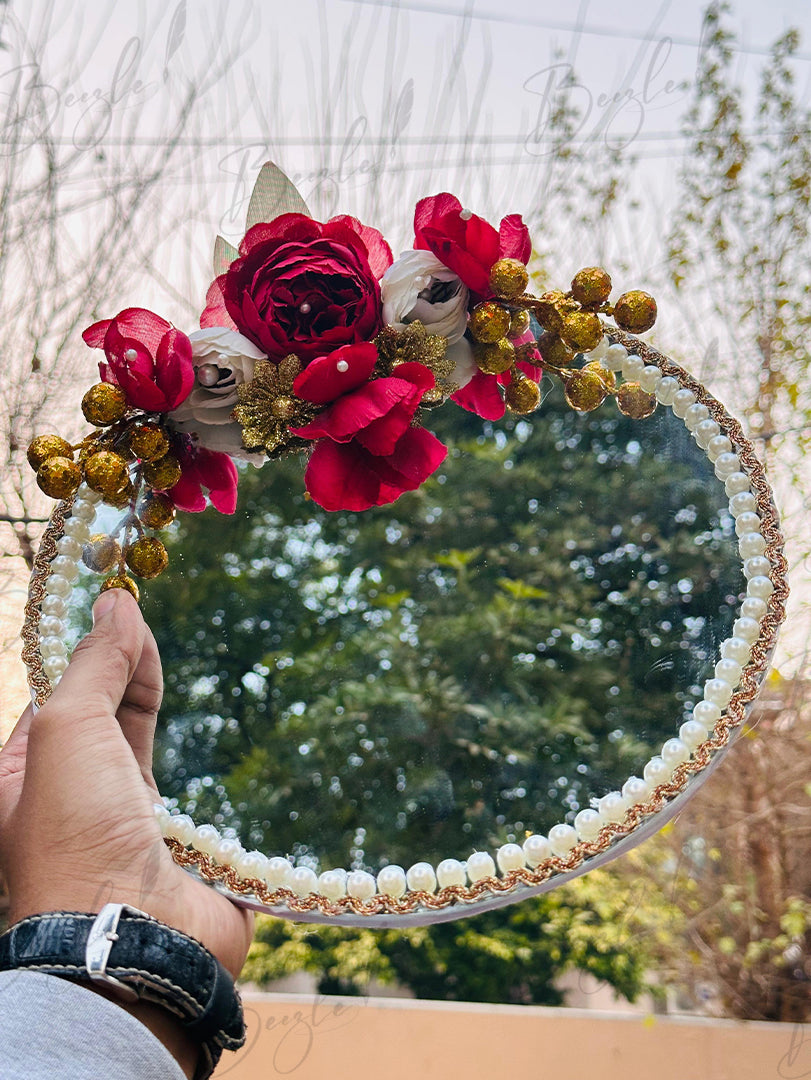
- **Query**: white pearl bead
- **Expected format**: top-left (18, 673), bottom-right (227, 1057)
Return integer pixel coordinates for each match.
top-left (622, 354), bottom-right (646, 382)
top-left (44, 655), bottom-right (68, 680)
top-left (347, 870), bottom-right (377, 899)
top-left (40, 635), bottom-right (67, 658)
top-left (706, 435), bottom-right (733, 462)
top-left (522, 834), bottom-right (551, 868)
top-left (729, 492), bottom-right (757, 518)
top-left (548, 823), bottom-right (578, 856)
top-left (747, 575), bottom-right (774, 599)
top-left (70, 498), bottom-right (96, 523)
top-left (739, 532), bottom-right (767, 559)
top-left (125, 348), bottom-right (138, 361)
top-left (655, 375), bottom-right (679, 404)
top-left (165, 814), bottom-right (196, 846)
top-left (586, 337), bottom-right (609, 361)
top-left (193, 824), bottom-right (220, 855)
top-left (41, 594), bottom-right (68, 618)
top-left (643, 756), bottom-right (673, 786)
top-left (265, 856), bottom-right (293, 889)
top-left (57, 537), bottom-right (85, 563)
top-left (683, 403), bottom-right (710, 430)
top-left (63, 518), bottom-right (91, 541)
top-left (622, 776), bottom-right (650, 802)
top-left (236, 851), bottom-right (269, 881)
top-left (45, 574), bottom-right (72, 598)
top-left (661, 737), bottom-right (691, 768)
top-left (639, 365), bottom-right (662, 393)
top-left (406, 862), bottom-right (438, 893)
top-left (671, 388), bottom-right (697, 418)
top-left (51, 555), bottom-right (80, 582)
top-left (734, 512), bottom-right (762, 537)
top-left (725, 472), bottom-right (751, 497)
top-left (153, 803), bottom-right (171, 827)
top-left (744, 556), bottom-right (771, 580)
top-left (679, 719), bottom-right (709, 750)
top-left (436, 859), bottom-right (466, 887)
top-left (714, 453), bottom-right (741, 480)
top-left (196, 363), bottom-right (221, 387)
top-left (466, 851), bottom-right (496, 881)
top-left (496, 843), bottom-right (526, 873)
top-left (694, 418), bottom-right (721, 449)
top-left (318, 870), bottom-right (347, 899)
top-left (298, 302), bottom-right (312, 314)
top-left (693, 700), bottom-right (722, 727)
top-left (604, 344), bottom-right (628, 371)
top-left (721, 637), bottom-right (752, 664)
top-left (38, 615), bottom-right (64, 637)
top-left (336, 359), bottom-right (349, 373)
top-left (377, 865), bottom-right (407, 897)
top-left (733, 616), bottom-right (760, 643)
top-left (704, 678), bottom-right (734, 706)
top-left (213, 837), bottom-right (243, 865)
top-left (574, 808), bottom-right (602, 841)
top-left (459, 208), bottom-right (473, 220)
top-left (715, 657), bottom-right (742, 685)
top-left (290, 866), bottom-right (318, 897)
top-left (597, 791), bottom-right (628, 823)
top-left (77, 483), bottom-right (103, 505)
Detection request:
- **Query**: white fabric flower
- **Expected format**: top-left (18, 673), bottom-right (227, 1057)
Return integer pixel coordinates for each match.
top-left (167, 327), bottom-right (266, 457)
top-left (381, 250), bottom-right (469, 344)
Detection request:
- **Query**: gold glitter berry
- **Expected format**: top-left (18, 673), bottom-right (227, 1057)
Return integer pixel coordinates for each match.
top-left (128, 424), bottom-right (170, 462)
top-left (505, 375), bottom-right (541, 414)
top-left (475, 339), bottom-right (515, 375)
top-left (584, 361), bottom-right (617, 390)
top-left (27, 435), bottom-right (74, 471)
top-left (81, 383), bottom-right (128, 426)
top-left (106, 481), bottom-right (136, 510)
top-left (613, 291), bottom-right (657, 334)
top-left (36, 456), bottom-right (82, 499)
top-left (571, 267), bottom-right (612, 306)
top-left (142, 454), bottom-right (182, 491)
top-left (617, 382), bottom-right (657, 419)
top-left (100, 573), bottom-right (140, 602)
top-left (564, 369), bottom-right (609, 412)
top-left (125, 536), bottom-right (169, 579)
top-left (537, 331), bottom-right (573, 368)
top-left (468, 302), bottom-right (512, 344)
top-left (488, 258), bottom-right (529, 301)
top-left (83, 450), bottom-right (130, 497)
top-left (82, 534), bottom-right (122, 574)
top-left (534, 291), bottom-right (569, 333)
top-left (507, 309), bottom-right (531, 340)
top-left (559, 311), bottom-right (604, 353)
top-left (138, 492), bottom-right (176, 529)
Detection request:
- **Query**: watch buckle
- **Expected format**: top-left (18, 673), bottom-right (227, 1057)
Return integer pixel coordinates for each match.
top-left (85, 903), bottom-right (147, 1003)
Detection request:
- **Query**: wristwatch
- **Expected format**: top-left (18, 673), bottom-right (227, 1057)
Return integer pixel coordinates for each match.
top-left (0, 904), bottom-right (246, 1080)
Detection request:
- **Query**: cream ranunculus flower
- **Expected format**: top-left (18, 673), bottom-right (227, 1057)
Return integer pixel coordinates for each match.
top-left (381, 250), bottom-right (470, 345)
top-left (167, 327), bottom-right (267, 457)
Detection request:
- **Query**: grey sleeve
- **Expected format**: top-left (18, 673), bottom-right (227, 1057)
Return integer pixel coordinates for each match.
top-left (0, 969), bottom-right (187, 1080)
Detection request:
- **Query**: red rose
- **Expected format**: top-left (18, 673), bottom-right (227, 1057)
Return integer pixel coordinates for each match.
top-left (288, 343), bottom-right (447, 511)
top-left (413, 194), bottom-right (531, 297)
top-left (83, 307), bottom-right (194, 413)
top-left (201, 214), bottom-right (393, 364)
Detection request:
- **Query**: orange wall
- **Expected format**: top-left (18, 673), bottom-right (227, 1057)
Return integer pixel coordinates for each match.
top-left (222, 994), bottom-right (806, 1080)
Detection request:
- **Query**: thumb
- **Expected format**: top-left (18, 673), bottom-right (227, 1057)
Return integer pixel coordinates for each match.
top-left (39, 589), bottom-right (147, 733)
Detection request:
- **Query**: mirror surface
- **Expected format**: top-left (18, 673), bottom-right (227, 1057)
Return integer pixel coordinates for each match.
top-left (62, 377), bottom-right (744, 875)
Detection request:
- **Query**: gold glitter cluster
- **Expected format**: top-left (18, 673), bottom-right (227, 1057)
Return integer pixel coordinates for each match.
top-left (374, 322), bottom-right (456, 404)
top-left (516, 267), bottom-right (659, 418)
top-left (233, 355), bottom-right (317, 457)
top-left (27, 382), bottom-right (178, 600)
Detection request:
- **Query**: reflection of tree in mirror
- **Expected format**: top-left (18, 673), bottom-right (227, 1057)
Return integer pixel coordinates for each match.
top-left (146, 385), bottom-right (742, 869)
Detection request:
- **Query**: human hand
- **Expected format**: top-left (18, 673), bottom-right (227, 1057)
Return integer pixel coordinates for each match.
top-left (0, 588), bottom-right (253, 979)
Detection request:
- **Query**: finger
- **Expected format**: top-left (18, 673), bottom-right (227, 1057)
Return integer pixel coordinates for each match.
top-left (0, 704), bottom-right (35, 836)
top-left (117, 621), bottom-right (163, 795)
top-left (41, 588), bottom-right (147, 737)
top-left (0, 703), bottom-right (35, 767)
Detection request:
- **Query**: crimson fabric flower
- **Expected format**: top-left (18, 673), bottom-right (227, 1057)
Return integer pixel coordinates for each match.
top-left (451, 357), bottom-right (543, 421)
top-left (83, 308), bottom-right (194, 413)
top-left (168, 440), bottom-right (239, 515)
top-left (288, 343), bottom-right (447, 511)
top-left (413, 194), bottom-right (531, 297)
top-left (201, 214), bottom-right (392, 364)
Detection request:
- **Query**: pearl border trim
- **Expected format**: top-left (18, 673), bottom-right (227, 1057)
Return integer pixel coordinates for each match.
top-left (21, 330), bottom-right (787, 920)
